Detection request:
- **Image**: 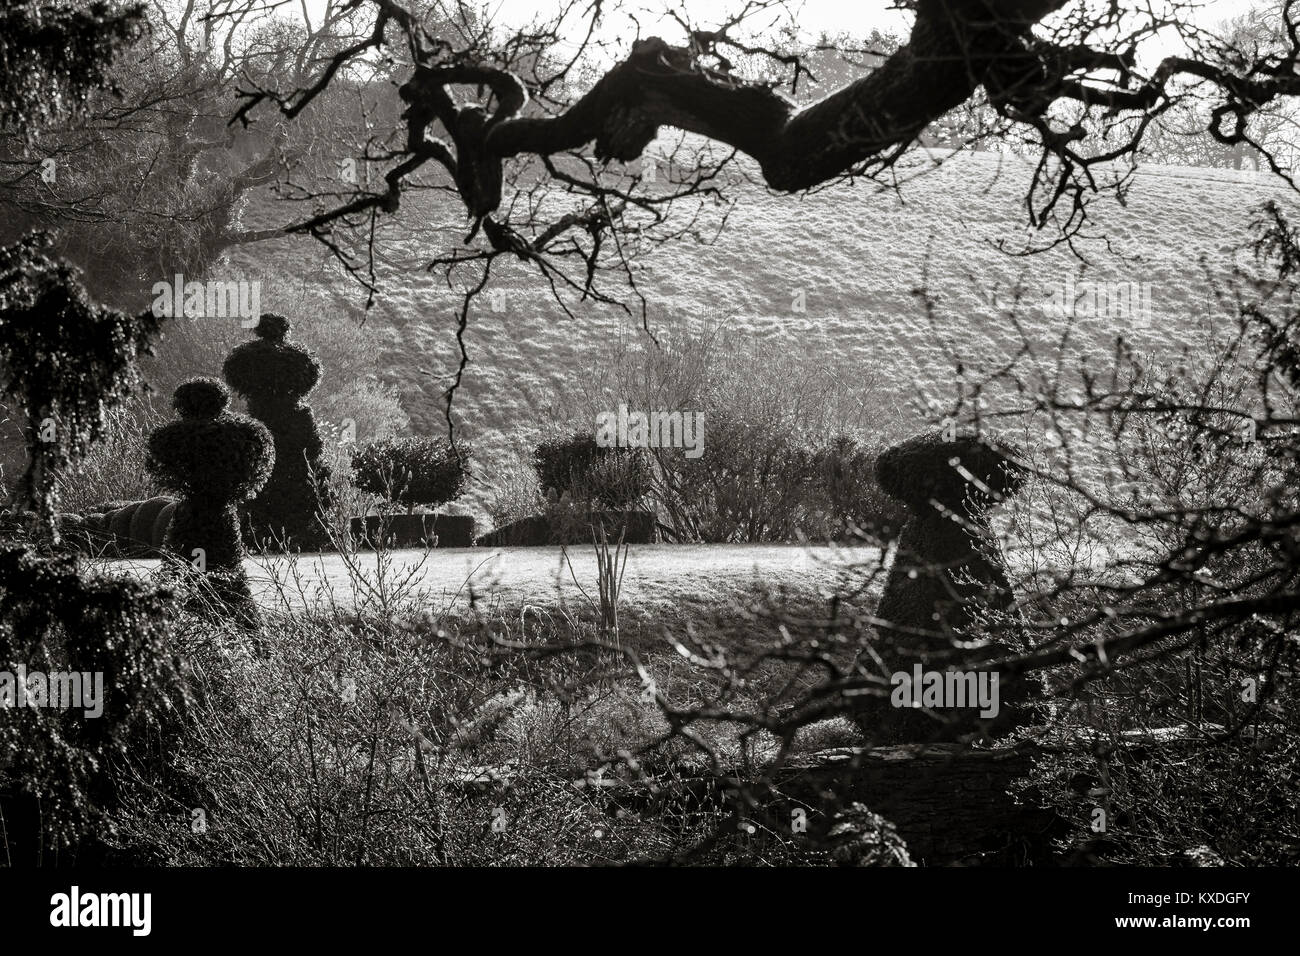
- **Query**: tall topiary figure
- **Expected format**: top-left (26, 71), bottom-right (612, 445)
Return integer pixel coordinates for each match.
top-left (873, 430), bottom-right (1027, 637)
top-left (222, 313), bottom-right (333, 550)
top-left (147, 378), bottom-right (273, 622)
top-left (858, 428), bottom-right (1031, 743)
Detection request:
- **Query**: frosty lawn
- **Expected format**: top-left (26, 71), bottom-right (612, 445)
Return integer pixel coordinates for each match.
top-left (108, 542), bottom-right (883, 616)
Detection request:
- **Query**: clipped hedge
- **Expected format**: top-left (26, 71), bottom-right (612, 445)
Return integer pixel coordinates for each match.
top-left (533, 431), bottom-right (648, 510)
top-left (351, 436), bottom-right (469, 512)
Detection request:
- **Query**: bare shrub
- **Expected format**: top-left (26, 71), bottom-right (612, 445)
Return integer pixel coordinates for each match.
top-left (54, 396), bottom-right (167, 514)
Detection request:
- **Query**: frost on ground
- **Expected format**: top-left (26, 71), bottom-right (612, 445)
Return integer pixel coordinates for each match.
top-left (220, 149), bottom-right (1284, 516)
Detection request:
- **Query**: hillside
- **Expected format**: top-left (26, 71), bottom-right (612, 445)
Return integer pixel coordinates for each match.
top-left (217, 148), bottom-right (1289, 520)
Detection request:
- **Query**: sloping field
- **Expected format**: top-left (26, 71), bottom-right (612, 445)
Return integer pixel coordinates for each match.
top-left (218, 148), bottom-right (1288, 514)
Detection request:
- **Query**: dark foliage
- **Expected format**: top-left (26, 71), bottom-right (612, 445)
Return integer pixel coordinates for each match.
top-left (222, 314), bottom-right (318, 406)
top-left (0, 0), bottom-right (189, 868)
top-left (0, 545), bottom-right (186, 861)
top-left (75, 496), bottom-right (176, 557)
top-left (147, 378), bottom-right (273, 622)
top-left (222, 314), bottom-right (333, 549)
top-left (476, 510), bottom-right (654, 547)
top-left (873, 430), bottom-right (1027, 635)
top-left (875, 429), bottom-right (1027, 514)
top-left (534, 431), bottom-right (648, 510)
top-left (151, 380), bottom-right (274, 506)
top-left (0, 1), bottom-right (146, 137)
top-left (811, 435), bottom-right (908, 540)
top-left (351, 513), bottom-right (475, 549)
top-left (860, 429), bottom-right (1031, 743)
top-left (0, 231), bottom-right (164, 534)
top-left (351, 436), bottom-right (469, 512)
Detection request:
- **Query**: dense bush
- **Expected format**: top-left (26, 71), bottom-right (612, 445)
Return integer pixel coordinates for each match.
top-left (147, 378), bottom-right (274, 620)
top-left (222, 313), bottom-right (333, 549)
top-left (0, 231), bottom-right (164, 532)
top-left (657, 427), bottom-right (982, 546)
top-left (0, 1), bottom-right (146, 135)
top-left (351, 436), bottom-right (469, 512)
top-left (809, 435), bottom-right (908, 540)
top-left (0, 546), bottom-right (187, 861)
top-left (0, 223), bottom-right (184, 860)
top-left (0, 547), bottom-right (186, 863)
top-left (533, 431), bottom-right (648, 510)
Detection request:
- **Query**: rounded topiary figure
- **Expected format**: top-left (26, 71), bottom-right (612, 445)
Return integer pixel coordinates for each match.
top-left (861, 429), bottom-right (1030, 743)
top-left (222, 313), bottom-right (333, 550)
top-left (147, 378), bottom-right (274, 621)
top-left (349, 437), bottom-right (474, 547)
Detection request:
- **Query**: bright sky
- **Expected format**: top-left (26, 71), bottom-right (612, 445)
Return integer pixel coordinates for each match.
top-left (379, 0), bottom-right (1266, 38)
top-left (484, 0), bottom-right (917, 41)
top-left (511, 0), bottom-right (1268, 62)
top-left (309, 0), bottom-right (1269, 60)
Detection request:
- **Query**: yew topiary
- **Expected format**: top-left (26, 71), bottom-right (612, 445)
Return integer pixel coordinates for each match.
top-left (0, 546), bottom-right (185, 861)
top-left (0, 231), bottom-right (164, 536)
top-left (860, 428), bottom-right (1031, 743)
top-left (0, 236), bottom-right (182, 862)
top-left (147, 378), bottom-right (273, 620)
top-left (222, 313), bottom-right (333, 549)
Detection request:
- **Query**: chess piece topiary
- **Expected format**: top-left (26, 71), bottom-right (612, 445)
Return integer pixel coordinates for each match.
top-left (860, 428), bottom-right (1031, 743)
top-left (147, 378), bottom-right (273, 622)
top-left (222, 313), bottom-right (333, 550)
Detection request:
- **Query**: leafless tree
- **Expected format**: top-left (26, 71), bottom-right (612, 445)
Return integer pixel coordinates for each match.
top-left (0, 0), bottom-right (376, 307)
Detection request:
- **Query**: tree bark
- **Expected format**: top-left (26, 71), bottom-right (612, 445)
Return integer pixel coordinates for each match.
top-left (474, 0), bottom-right (1071, 199)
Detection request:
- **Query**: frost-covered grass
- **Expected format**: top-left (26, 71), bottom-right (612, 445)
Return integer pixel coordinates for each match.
top-left (108, 541), bottom-right (884, 651)
top-left (102, 541), bottom-right (869, 866)
top-left (218, 149), bottom-right (1288, 518)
